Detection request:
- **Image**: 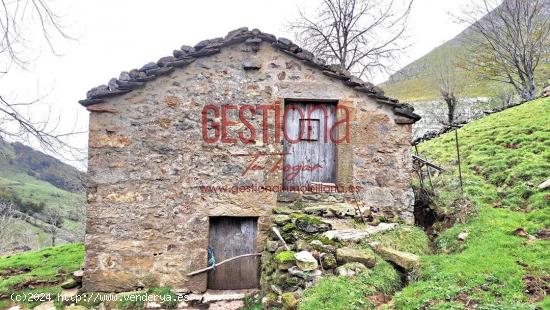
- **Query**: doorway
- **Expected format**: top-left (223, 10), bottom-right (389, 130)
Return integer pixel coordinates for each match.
top-left (283, 100), bottom-right (337, 186)
top-left (207, 217), bottom-right (259, 289)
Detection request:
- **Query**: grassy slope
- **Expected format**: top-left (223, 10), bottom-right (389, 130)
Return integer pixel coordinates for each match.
top-left (395, 98), bottom-right (550, 309)
top-left (0, 168), bottom-right (82, 213)
top-left (0, 141), bottom-right (85, 250)
top-left (0, 244), bottom-right (84, 309)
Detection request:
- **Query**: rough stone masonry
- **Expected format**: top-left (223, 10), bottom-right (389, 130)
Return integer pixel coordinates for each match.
top-left (81, 27), bottom-right (420, 293)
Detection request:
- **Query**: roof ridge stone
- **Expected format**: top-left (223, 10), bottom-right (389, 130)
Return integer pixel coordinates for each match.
top-left (79, 27), bottom-right (420, 121)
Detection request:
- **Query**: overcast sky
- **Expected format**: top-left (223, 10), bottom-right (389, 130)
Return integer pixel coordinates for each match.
top-left (1, 0), bottom-right (475, 169)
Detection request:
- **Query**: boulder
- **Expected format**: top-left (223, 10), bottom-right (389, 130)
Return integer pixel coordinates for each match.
top-left (294, 251), bottom-right (318, 271)
top-left (372, 244), bottom-right (420, 271)
top-left (336, 247), bottom-right (376, 268)
top-left (335, 262), bottom-right (368, 277)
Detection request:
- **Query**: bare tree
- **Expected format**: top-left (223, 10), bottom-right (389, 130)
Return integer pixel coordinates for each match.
top-left (44, 208), bottom-right (63, 246)
top-left (290, 0), bottom-right (414, 79)
top-left (459, 0), bottom-right (550, 101)
top-left (0, 0), bottom-right (79, 157)
top-left (432, 47), bottom-right (465, 125)
top-left (0, 199), bottom-right (17, 251)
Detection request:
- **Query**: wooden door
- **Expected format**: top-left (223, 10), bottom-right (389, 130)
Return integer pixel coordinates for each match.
top-left (207, 217), bottom-right (259, 289)
top-left (284, 101), bottom-right (336, 186)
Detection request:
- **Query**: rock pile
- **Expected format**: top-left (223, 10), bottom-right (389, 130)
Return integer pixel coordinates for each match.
top-left (260, 196), bottom-right (407, 308)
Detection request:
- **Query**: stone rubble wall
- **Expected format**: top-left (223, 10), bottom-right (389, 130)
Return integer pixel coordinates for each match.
top-left (411, 97), bottom-right (496, 140)
top-left (83, 42), bottom-right (414, 293)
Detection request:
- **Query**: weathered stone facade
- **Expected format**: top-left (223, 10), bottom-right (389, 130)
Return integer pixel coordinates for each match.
top-left (82, 28), bottom-right (419, 293)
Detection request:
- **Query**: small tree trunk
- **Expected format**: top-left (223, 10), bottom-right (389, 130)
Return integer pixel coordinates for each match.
top-left (51, 233), bottom-right (56, 246)
top-left (444, 95), bottom-right (457, 125)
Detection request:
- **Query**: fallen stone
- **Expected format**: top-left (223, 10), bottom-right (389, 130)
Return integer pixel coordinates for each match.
top-left (335, 262), bottom-right (368, 277)
top-left (336, 247), bottom-right (376, 268)
top-left (457, 232), bottom-right (469, 241)
top-left (323, 223), bottom-right (396, 242)
top-left (538, 178), bottom-right (550, 190)
top-left (372, 244), bottom-right (420, 271)
top-left (294, 251), bottom-right (318, 271)
top-left (60, 278), bottom-right (78, 289)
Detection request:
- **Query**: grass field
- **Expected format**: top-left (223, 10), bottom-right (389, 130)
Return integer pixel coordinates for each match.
top-left (0, 168), bottom-right (83, 213)
top-left (394, 97), bottom-right (550, 309)
top-left (0, 244), bottom-right (84, 309)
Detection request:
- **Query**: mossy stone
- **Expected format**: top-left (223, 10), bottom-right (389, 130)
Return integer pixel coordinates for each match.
top-left (274, 250), bottom-right (296, 263)
top-left (281, 292), bottom-right (298, 310)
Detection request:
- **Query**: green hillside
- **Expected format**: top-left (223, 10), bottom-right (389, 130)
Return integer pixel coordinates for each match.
top-left (380, 28), bottom-right (550, 102)
top-left (395, 97), bottom-right (550, 308)
top-left (0, 244), bottom-right (83, 309)
top-left (0, 140), bottom-right (86, 253)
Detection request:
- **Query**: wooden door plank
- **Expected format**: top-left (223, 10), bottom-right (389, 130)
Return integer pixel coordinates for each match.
top-left (207, 217), bottom-right (258, 289)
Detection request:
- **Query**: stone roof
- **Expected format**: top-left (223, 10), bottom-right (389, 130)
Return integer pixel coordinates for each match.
top-left (79, 27), bottom-right (420, 121)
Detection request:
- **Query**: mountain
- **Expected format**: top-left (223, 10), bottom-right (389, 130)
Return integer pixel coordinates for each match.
top-left (380, 25), bottom-right (550, 102)
top-left (0, 140), bottom-right (86, 253)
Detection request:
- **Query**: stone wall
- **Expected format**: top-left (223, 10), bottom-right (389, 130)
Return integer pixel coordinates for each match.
top-left (411, 97), bottom-right (497, 140)
top-left (83, 41), bottom-right (414, 292)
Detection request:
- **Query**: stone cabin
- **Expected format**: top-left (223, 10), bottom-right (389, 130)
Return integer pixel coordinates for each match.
top-left (80, 27), bottom-right (421, 293)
